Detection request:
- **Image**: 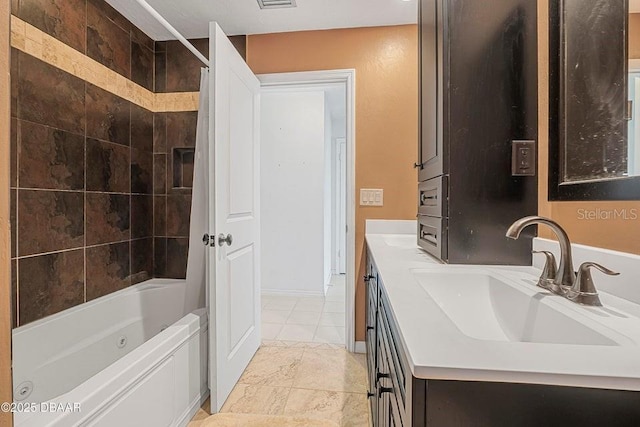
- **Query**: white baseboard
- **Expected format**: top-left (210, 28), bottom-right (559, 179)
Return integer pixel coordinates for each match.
top-left (354, 341), bottom-right (366, 354)
top-left (261, 289), bottom-right (326, 298)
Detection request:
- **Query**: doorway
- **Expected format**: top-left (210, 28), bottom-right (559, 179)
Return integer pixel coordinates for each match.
top-left (258, 70), bottom-right (356, 351)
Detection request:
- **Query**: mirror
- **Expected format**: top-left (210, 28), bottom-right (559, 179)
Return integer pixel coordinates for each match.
top-left (549, 0), bottom-right (640, 200)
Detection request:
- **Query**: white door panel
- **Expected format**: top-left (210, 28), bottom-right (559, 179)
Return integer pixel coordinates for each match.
top-left (208, 22), bottom-right (261, 412)
top-left (227, 245), bottom-right (255, 349)
top-left (229, 72), bottom-right (256, 216)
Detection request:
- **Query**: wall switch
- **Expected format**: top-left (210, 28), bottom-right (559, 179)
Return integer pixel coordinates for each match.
top-left (511, 140), bottom-right (536, 176)
top-left (360, 189), bottom-right (384, 206)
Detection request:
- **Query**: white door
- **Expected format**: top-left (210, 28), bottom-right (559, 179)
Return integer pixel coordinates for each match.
top-left (208, 22), bottom-right (261, 412)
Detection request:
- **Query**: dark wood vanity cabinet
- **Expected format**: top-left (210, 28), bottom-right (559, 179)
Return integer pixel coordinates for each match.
top-left (366, 251), bottom-right (412, 427)
top-left (365, 249), bottom-right (640, 427)
top-left (365, 255), bottom-right (378, 422)
top-left (417, 0), bottom-right (538, 265)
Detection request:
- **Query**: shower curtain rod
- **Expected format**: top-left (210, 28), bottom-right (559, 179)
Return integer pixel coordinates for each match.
top-left (133, 0), bottom-right (210, 67)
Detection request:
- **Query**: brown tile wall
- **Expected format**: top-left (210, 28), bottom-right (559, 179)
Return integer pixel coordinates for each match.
top-left (2, 0), bottom-right (14, 416)
top-left (153, 110), bottom-right (197, 279)
top-left (10, 49), bottom-right (155, 327)
top-left (9, 0), bottom-right (158, 327)
top-left (13, 0), bottom-right (155, 91)
top-left (154, 36), bottom-right (245, 93)
top-left (10, 0), bottom-right (247, 325)
top-left (155, 39), bottom-right (209, 93)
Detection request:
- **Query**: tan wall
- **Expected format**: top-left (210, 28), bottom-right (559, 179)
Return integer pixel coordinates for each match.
top-left (538, 1), bottom-right (640, 255)
top-left (246, 25), bottom-right (419, 341)
top-left (630, 13), bottom-right (640, 59)
top-left (1, 0), bottom-right (14, 424)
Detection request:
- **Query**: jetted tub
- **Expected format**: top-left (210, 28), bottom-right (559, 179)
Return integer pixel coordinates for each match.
top-left (12, 279), bottom-right (208, 427)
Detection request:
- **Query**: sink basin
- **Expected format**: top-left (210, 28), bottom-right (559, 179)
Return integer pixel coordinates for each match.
top-left (383, 235), bottom-right (417, 248)
top-left (411, 270), bottom-right (621, 346)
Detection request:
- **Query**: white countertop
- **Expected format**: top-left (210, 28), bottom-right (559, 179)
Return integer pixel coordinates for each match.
top-left (366, 229), bottom-right (640, 391)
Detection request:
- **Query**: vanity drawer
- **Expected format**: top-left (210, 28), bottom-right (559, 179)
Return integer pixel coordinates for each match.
top-left (418, 215), bottom-right (447, 260)
top-left (418, 175), bottom-right (447, 217)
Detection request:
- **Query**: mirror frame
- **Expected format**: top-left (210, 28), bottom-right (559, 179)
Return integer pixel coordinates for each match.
top-left (549, 0), bottom-right (640, 201)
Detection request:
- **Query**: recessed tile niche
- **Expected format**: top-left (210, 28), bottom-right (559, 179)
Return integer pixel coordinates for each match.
top-left (172, 147), bottom-right (195, 189)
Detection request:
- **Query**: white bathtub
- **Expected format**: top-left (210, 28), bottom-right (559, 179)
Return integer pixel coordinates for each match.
top-left (12, 279), bottom-right (209, 427)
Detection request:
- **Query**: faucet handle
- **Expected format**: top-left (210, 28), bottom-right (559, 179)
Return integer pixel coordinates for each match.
top-left (533, 251), bottom-right (557, 281)
top-left (580, 262), bottom-right (619, 277)
top-left (566, 262), bottom-right (620, 307)
top-left (533, 251), bottom-right (557, 291)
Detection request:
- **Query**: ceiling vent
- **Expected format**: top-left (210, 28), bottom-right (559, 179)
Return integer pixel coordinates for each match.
top-left (257, 0), bottom-right (297, 9)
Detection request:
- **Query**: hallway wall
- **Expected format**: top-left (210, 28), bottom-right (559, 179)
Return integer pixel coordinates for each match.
top-left (247, 25), bottom-right (419, 340)
top-left (261, 90), bottom-right (327, 295)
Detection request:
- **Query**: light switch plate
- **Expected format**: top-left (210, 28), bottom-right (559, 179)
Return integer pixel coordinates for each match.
top-left (360, 189), bottom-right (384, 206)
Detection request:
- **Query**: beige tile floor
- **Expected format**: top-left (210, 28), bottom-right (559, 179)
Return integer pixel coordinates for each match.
top-left (190, 412), bottom-right (339, 427)
top-left (262, 275), bottom-right (346, 344)
top-left (189, 342), bottom-right (369, 426)
top-left (189, 276), bottom-right (369, 426)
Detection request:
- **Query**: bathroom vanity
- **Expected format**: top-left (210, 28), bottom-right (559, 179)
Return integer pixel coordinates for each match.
top-left (371, 0), bottom-right (640, 423)
top-left (365, 228), bottom-right (640, 427)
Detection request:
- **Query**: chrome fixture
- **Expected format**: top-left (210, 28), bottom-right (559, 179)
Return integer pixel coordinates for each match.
top-left (218, 233), bottom-right (233, 247)
top-left (532, 250), bottom-right (557, 289)
top-left (506, 216), bottom-right (619, 307)
top-left (566, 262), bottom-right (620, 307)
top-left (506, 216), bottom-right (575, 291)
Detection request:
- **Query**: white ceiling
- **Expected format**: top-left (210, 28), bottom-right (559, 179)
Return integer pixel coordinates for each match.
top-left (105, 0), bottom-right (418, 40)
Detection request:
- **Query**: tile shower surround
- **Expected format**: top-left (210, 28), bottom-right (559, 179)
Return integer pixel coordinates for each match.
top-left (13, 0), bottom-right (155, 91)
top-left (8, 0), bottom-right (249, 327)
top-left (11, 50), bottom-right (154, 327)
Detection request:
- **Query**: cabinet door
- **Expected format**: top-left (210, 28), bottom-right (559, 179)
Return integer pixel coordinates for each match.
top-left (387, 392), bottom-right (403, 427)
top-left (375, 327), bottom-right (387, 427)
top-left (366, 287), bottom-right (377, 393)
top-left (419, 0), bottom-right (444, 181)
top-left (367, 303), bottom-right (378, 421)
top-left (377, 312), bottom-right (404, 427)
top-left (366, 256), bottom-right (379, 423)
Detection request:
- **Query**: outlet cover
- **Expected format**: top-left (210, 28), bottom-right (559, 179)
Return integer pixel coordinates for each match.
top-left (360, 189), bottom-right (384, 206)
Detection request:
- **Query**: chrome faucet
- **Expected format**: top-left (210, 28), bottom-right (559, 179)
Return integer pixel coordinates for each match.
top-left (506, 216), bottom-right (619, 307)
top-left (565, 262), bottom-right (619, 306)
top-left (506, 216), bottom-right (576, 291)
